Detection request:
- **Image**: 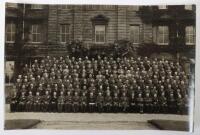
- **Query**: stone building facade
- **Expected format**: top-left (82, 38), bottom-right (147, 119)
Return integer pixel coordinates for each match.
top-left (5, 3), bottom-right (196, 82)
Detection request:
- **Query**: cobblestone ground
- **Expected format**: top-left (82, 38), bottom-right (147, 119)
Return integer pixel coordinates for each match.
top-left (5, 112), bottom-right (189, 130)
top-left (32, 121), bottom-right (157, 130)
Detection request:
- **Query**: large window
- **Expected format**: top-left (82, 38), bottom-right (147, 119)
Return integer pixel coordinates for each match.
top-left (6, 23), bottom-right (16, 43)
top-left (185, 26), bottom-right (195, 45)
top-left (31, 25), bottom-right (41, 43)
top-left (128, 6), bottom-right (139, 11)
top-left (31, 4), bottom-right (43, 9)
top-left (130, 25), bottom-right (140, 44)
top-left (154, 26), bottom-right (169, 45)
top-left (60, 24), bottom-right (70, 43)
top-left (158, 5), bottom-right (167, 9)
top-left (6, 3), bottom-right (18, 8)
top-left (185, 5), bottom-right (193, 10)
top-left (95, 25), bottom-right (106, 44)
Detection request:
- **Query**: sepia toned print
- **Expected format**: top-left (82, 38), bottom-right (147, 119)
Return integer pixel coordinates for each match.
top-left (5, 3), bottom-right (195, 131)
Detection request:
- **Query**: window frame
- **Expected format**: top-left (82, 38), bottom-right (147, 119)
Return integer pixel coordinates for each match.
top-left (6, 23), bottom-right (16, 43)
top-left (129, 25), bottom-right (140, 44)
top-left (95, 25), bottom-right (106, 44)
top-left (185, 26), bottom-right (195, 45)
top-left (30, 24), bottom-right (42, 43)
top-left (59, 24), bottom-right (70, 43)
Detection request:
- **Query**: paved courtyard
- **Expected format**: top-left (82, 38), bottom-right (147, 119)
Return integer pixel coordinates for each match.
top-left (5, 112), bottom-right (189, 130)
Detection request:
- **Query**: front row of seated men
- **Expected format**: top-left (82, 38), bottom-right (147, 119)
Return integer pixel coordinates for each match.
top-left (10, 89), bottom-right (188, 114)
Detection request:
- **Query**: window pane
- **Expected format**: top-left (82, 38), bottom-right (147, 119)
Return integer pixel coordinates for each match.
top-left (12, 32), bottom-right (15, 41)
top-left (130, 25), bottom-right (140, 43)
top-left (6, 34), bottom-right (11, 42)
top-left (95, 25), bottom-right (105, 43)
top-left (99, 34), bottom-right (104, 42)
top-left (12, 24), bottom-right (16, 32)
top-left (66, 34), bottom-right (69, 41)
top-left (31, 5), bottom-right (43, 9)
top-left (31, 25), bottom-right (41, 42)
top-left (6, 23), bottom-right (15, 42)
top-left (157, 26), bottom-right (169, 44)
top-left (158, 5), bottom-right (167, 9)
top-left (6, 24), bottom-right (11, 32)
top-left (185, 26), bottom-right (195, 45)
top-left (61, 35), bottom-right (65, 42)
top-left (65, 26), bottom-right (70, 33)
top-left (6, 3), bottom-right (18, 8)
top-left (164, 34), bottom-right (169, 43)
top-left (33, 34), bottom-right (36, 42)
top-left (60, 25), bottom-right (70, 43)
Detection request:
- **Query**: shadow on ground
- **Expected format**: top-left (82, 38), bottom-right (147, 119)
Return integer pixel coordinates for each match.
top-left (5, 119), bottom-right (41, 130)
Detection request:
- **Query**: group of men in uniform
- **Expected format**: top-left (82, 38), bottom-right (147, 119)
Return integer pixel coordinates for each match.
top-left (10, 55), bottom-right (189, 114)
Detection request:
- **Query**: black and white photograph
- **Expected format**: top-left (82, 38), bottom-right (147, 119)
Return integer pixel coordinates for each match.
top-left (3, 1), bottom-right (196, 132)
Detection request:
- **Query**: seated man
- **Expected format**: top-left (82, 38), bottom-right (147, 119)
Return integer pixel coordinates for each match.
top-left (80, 92), bottom-right (87, 112)
top-left (104, 92), bottom-right (112, 112)
top-left (113, 92), bottom-right (119, 113)
top-left (50, 92), bottom-right (58, 112)
top-left (96, 92), bottom-right (104, 113)
top-left (64, 91), bottom-right (72, 112)
top-left (120, 92), bottom-right (129, 112)
top-left (136, 93), bottom-right (144, 113)
top-left (17, 92), bottom-right (26, 112)
top-left (10, 91), bottom-right (18, 112)
top-left (72, 92), bottom-right (80, 112)
top-left (88, 92), bottom-right (95, 112)
top-left (159, 92), bottom-right (167, 113)
top-left (144, 92), bottom-right (153, 113)
top-left (167, 92), bottom-right (176, 114)
top-left (57, 91), bottom-right (65, 112)
top-left (152, 93), bottom-right (159, 113)
top-left (176, 93), bottom-right (184, 114)
top-left (26, 91), bottom-right (34, 112)
top-left (42, 91), bottom-right (51, 112)
top-left (130, 92), bottom-right (136, 113)
top-left (33, 92), bottom-right (41, 112)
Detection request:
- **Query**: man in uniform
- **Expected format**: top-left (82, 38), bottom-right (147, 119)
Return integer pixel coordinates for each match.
top-left (50, 91), bottom-right (57, 112)
top-left (120, 92), bottom-right (129, 112)
top-left (176, 93), bottom-right (184, 114)
top-left (80, 92), bottom-right (87, 112)
top-left (113, 92), bottom-right (119, 112)
top-left (104, 91), bottom-right (112, 112)
top-left (152, 92), bottom-right (159, 113)
top-left (96, 92), bottom-right (104, 113)
top-left (33, 92), bottom-right (41, 112)
top-left (17, 92), bottom-right (26, 112)
top-left (65, 91), bottom-right (72, 112)
top-left (42, 91), bottom-right (51, 112)
top-left (57, 91), bottom-right (65, 112)
top-left (167, 92), bottom-right (176, 114)
top-left (72, 92), bottom-right (80, 112)
top-left (144, 92), bottom-right (153, 113)
top-left (159, 92), bottom-right (167, 113)
top-left (26, 91), bottom-right (34, 112)
top-left (10, 91), bottom-right (18, 112)
top-left (136, 93), bottom-right (144, 113)
top-left (88, 92), bottom-right (95, 112)
top-left (130, 92), bottom-right (136, 113)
